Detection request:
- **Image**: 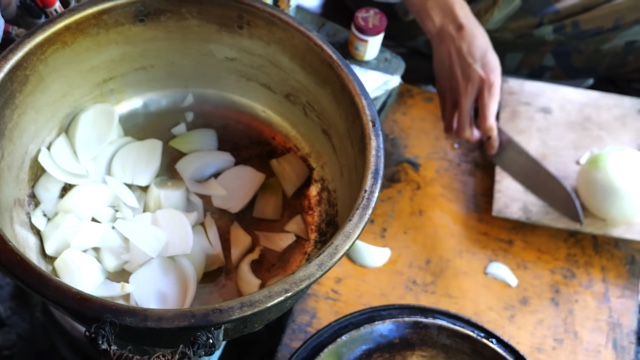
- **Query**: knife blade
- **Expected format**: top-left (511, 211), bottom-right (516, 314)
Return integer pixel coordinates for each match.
top-left (489, 127), bottom-right (584, 224)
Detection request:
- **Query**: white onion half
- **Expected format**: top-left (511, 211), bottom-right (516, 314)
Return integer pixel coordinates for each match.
top-left (576, 146), bottom-right (640, 223)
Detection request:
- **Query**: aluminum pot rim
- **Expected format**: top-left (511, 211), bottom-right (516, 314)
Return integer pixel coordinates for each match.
top-left (0, 0), bottom-right (383, 332)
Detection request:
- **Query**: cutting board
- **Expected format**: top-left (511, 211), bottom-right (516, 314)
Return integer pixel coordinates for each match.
top-left (492, 77), bottom-right (640, 241)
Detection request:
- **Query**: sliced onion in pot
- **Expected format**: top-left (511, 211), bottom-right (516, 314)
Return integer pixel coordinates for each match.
top-left (186, 192), bottom-right (204, 225)
top-left (185, 225), bottom-right (208, 280)
top-left (173, 255), bottom-right (197, 308)
top-left (69, 221), bottom-right (125, 251)
top-left (30, 206), bottom-right (48, 232)
top-left (57, 183), bottom-right (115, 221)
top-left (99, 245), bottom-right (128, 273)
top-left (42, 213), bottom-right (81, 257)
top-left (256, 231), bottom-right (296, 252)
top-left (153, 208), bottom-right (194, 257)
top-left (230, 221), bottom-right (252, 267)
top-left (270, 152), bottom-right (310, 198)
top-left (66, 103), bottom-right (120, 165)
top-left (203, 213), bottom-right (225, 270)
top-left (284, 214), bottom-right (308, 239)
top-left (93, 207), bottom-right (117, 225)
top-left (169, 128), bottom-right (219, 154)
top-left (38, 147), bottom-right (91, 185)
top-left (113, 218), bottom-right (166, 258)
top-left (145, 177), bottom-right (188, 213)
top-left (105, 175), bottom-right (140, 208)
top-left (110, 139), bottom-right (163, 187)
top-left (175, 150), bottom-right (235, 182)
top-left (211, 165), bottom-right (266, 213)
top-left (49, 133), bottom-right (87, 175)
top-left (170, 122), bottom-right (188, 136)
top-left (34, 172), bottom-right (65, 218)
top-left (184, 176), bottom-right (227, 197)
top-left (237, 246), bottom-right (263, 296)
top-left (252, 177), bottom-right (283, 220)
top-left (90, 279), bottom-right (134, 298)
top-left (54, 248), bottom-right (107, 293)
top-left (87, 136), bottom-right (136, 183)
top-left (129, 257), bottom-right (185, 309)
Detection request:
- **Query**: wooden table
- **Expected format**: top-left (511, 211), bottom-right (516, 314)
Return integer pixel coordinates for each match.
top-left (275, 83), bottom-right (640, 360)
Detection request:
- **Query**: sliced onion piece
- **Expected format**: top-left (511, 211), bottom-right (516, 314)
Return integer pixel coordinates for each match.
top-left (270, 152), bottom-right (310, 198)
top-left (105, 175), bottom-right (139, 208)
top-left (34, 172), bottom-right (65, 218)
top-left (186, 176), bottom-right (227, 197)
top-left (485, 261), bottom-right (518, 288)
top-left (169, 128), bottom-right (219, 154)
top-left (182, 211), bottom-right (199, 227)
top-left (203, 213), bottom-right (225, 270)
top-left (237, 246), bottom-right (263, 296)
top-left (49, 133), bottom-right (87, 175)
top-left (90, 279), bottom-right (134, 298)
top-left (42, 213), bottom-right (81, 257)
top-left (57, 183), bottom-right (114, 221)
top-left (175, 150), bottom-right (235, 182)
top-left (284, 214), bottom-right (308, 239)
top-left (54, 248), bottom-right (107, 293)
top-left (66, 103), bottom-right (120, 164)
top-left (252, 177), bottom-right (283, 220)
top-left (85, 248), bottom-right (99, 258)
top-left (145, 177), bottom-right (188, 213)
top-left (185, 111), bottom-right (194, 122)
top-left (256, 232), bottom-right (296, 252)
top-left (181, 93), bottom-right (194, 107)
top-left (347, 239), bottom-right (391, 269)
top-left (186, 192), bottom-right (204, 225)
top-left (87, 136), bottom-right (136, 182)
top-left (93, 207), bottom-right (117, 224)
top-left (230, 221), bottom-right (252, 267)
top-left (30, 206), bottom-right (48, 231)
top-left (212, 165), bottom-right (266, 213)
top-left (174, 255), bottom-right (197, 308)
top-left (113, 218), bottom-right (166, 257)
top-left (99, 245), bottom-right (128, 273)
top-left (130, 186), bottom-right (146, 215)
top-left (129, 257), bottom-right (186, 309)
top-left (171, 122), bottom-right (188, 136)
top-left (153, 208), bottom-right (194, 257)
top-left (38, 146), bottom-right (91, 185)
top-left (186, 225), bottom-right (208, 280)
top-left (110, 139), bottom-right (163, 186)
top-left (70, 221), bottom-right (125, 251)
top-left (124, 242), bottom-right (152, 273)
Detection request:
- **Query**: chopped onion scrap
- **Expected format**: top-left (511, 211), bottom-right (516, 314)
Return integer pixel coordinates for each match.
top-left (212, 165), bottom-right (266, 213)
top-left (485, 261), bottom-right (518, 288)
top-left (170, 122), bottom-right (188, 136)
top-left (347, 239), bottom-right (391, 269)
top-left (34, 172), bottom-right (64, 218)
top-left (49, 133), bottom-right (87, 175)
top-left (54, 248), bottom-right (107, 293)
top-left (284, 214), bottom-right (308, 239)
top-left (110, 139), bottom-right (163, 187)
top-left (204, 213), bottom-right (226, 270)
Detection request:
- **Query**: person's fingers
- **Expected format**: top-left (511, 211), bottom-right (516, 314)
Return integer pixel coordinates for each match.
top-left (477, 75), bottom-right (501, 155)
top-left (437, 83), bottom-right (457, 134)
top-left (455, 87), bottom-right (480, 143)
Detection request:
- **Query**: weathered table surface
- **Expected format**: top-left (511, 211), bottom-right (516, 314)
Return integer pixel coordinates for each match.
top-left (276, 83), bottom-right (640, 360)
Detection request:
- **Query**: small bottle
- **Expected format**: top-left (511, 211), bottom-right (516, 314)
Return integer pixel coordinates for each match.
top-left (348, 7), bottom-right (387, 62)
top-left (35, 0), bottom-right (64, 18)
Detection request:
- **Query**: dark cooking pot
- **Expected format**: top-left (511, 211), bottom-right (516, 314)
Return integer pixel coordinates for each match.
top-left (0, 0), bottom-right (382, 357)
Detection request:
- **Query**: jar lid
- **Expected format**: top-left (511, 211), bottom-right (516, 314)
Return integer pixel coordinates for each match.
top-left (353, 7), bottom-right (387, 37)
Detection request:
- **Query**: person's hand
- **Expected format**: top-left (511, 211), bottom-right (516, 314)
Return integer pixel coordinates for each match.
top-left (403, 0), bottom-right (501, 154)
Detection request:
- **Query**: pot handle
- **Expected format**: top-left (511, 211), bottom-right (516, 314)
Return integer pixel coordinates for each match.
top-left (85, 318), bottom-right (224, 360)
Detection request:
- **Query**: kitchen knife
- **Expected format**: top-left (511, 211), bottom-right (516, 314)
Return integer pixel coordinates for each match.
top-left (489, 127), bottom-right (584, 224)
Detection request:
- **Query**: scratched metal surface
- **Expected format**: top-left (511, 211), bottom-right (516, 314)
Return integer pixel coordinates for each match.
top-left (275, 84), bottom-right (640, 360)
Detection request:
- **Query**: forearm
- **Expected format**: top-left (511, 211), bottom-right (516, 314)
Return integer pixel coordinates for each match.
top-left (402, 0), bottom-right (476, 40)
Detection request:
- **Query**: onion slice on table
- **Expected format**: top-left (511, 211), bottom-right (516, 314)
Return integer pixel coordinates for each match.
top-left (485, 261), bottom-right (518, 288)
top-left (270, 152), bottom-right (310, 198)
top-left (347, 239), bottom-right (391, 269)
top-left (237, 246), bottom-right (263, 296)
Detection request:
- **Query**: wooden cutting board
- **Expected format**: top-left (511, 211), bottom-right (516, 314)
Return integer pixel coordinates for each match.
top-left (492, 77), bottom-right (640, 241)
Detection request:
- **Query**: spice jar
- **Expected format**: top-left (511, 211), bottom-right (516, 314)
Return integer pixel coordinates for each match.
top-left (348, 7), bottom-right (387, 61)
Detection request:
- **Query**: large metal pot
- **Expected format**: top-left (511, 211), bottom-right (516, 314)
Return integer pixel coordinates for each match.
top-left (0, 0), bottom-right (382, 356)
